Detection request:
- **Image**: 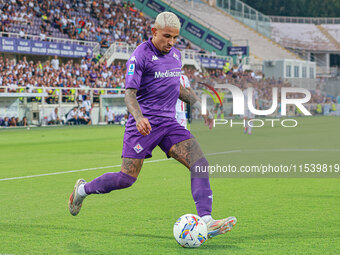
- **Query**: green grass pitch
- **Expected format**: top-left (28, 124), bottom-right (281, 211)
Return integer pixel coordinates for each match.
top-left (0, 116), bottom-right (339, 254)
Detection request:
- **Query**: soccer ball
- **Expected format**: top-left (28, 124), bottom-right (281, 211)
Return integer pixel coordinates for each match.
top-left (173, 214), bottom-right (207, 248)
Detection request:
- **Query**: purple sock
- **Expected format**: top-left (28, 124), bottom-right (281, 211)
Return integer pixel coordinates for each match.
top-left (190, 157), bottom-right (213, 217)
top-left (84, 171), bottom-right (136, 194)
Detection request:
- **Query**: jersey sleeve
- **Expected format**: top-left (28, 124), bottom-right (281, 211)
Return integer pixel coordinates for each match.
top-left (180, 75), bottom-right (185, 87)
top-left (184, 75), bottom-right (190, 88)
top-left (180, 75), bottom-right (190, 89)
top-left (125, 51), bottom-right (144, 90)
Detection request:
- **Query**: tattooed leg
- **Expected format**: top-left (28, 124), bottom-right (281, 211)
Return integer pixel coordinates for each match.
top-left (168, 138), bottom-right (204, 169)
top-left (169, 138), bottom-right (213, 218)
top-left (121, 158), bottom-right (144, 178)
top-left (83, 158), bottom-right (142, 194)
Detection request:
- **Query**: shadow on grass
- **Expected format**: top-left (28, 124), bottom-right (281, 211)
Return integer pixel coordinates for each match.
top-left (121, 232), bottom-right (242, 252)
top-left (7, 222), bottom-right (338, 253)
top-left (0, 222), bottom-right (173, 240)
top-left (0, 221), bottom-right (242, 252)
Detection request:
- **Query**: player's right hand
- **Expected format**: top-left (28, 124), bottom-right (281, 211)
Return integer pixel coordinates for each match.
top-left (136, 117), bottom-right (152, 136)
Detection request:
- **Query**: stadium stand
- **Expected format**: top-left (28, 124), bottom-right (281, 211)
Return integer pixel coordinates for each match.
top-left (320, 25), bottom-right (340, 49)
top-left (270, 19), bottom-right (340, 76)
top-left (0, 3), bottom-right (207, 52)
top-left (0, 52), bottom-right (331, 126)
top-left (2, 54), bottom-right (326, 103)
top-left (0, 0), bottom-right (151, 46)
top-left (271, 23), bottom-right (337, 51)
top-left (0, 0), bottom-right (197, 58)
top-left (0, 55), bottom-right (126, 97)
top-left (167, 0), bottom-right (300, 61)
top-left (0, 0), bottom-right (336, 126)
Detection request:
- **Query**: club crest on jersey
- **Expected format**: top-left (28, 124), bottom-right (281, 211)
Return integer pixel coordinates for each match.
top-left (128, 64), bottom-right (135, 75)
top-left (173, 52), bottom-right (179, 61)
top-left (130, 56), bottom-right (137, 62)
top-left (152, 55), bottom-right (159, 61)
top-left (133, 143), bottom-right (144, 154)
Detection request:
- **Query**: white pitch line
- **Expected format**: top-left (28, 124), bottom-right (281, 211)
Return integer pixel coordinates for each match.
top-left (0, 158), bottom-right (170, 182)
top-left (207, 150), bottom-right (242, 156)
top-left (0, 149), bottom-right (339, 182)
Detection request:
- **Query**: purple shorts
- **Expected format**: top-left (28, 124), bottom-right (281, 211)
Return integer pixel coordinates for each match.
top-left (122, 117), bottom-right (193, 159)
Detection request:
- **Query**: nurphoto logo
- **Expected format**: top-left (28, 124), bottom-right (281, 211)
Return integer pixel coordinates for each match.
top-left (200, 83), bottom-right (312, 128)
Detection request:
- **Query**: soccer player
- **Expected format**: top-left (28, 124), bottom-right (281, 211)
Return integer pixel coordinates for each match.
top-left (214, 88), bottom-right (225, 119)
top-left (243, 83), bottom-right (259, 135)
top-left (68, 12), bottom-right (237, 239)
top-left (175, 73), bottom-right (191, 129)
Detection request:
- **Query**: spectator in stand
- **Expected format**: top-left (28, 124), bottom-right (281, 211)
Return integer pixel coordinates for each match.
top-left (105, 106), bottom-right (115, 124)
top-left (237, 52), bottom-right (243, 66)
top-left (40, 32), bottom-right (46, 41)
top-left (51, 56), bottom-right (59, 70)
top-left (19, 28), bottom-right (26, 39)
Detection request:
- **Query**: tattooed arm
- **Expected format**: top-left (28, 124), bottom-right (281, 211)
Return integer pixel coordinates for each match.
top-left (125, 88), bottom-right (151, 136)
top-left (179, 85), bottom-right (198, 105)
top-left (125, 89), bottom-right (143, 121)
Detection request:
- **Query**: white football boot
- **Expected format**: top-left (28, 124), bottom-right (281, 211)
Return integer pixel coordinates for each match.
top-left (207, 216), bottom-right (237, 239)
top-left (68, 179), bottom-right (87, 216)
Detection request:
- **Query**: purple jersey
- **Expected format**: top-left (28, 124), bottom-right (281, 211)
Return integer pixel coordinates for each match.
top-left (125, 38), bottom-right (182, 127)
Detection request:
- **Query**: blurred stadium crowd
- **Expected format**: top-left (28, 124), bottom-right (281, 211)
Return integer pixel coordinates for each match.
top-left (0, 55), bottom-right (126, 98)
top-left (0, 55), bottom-right (333, 102)
top-left (0, 0), bottom-right (149, 45)
top-left (0, 0), bottom-right (192, 50)
top-left (0, 57), bottom-right (336, 127)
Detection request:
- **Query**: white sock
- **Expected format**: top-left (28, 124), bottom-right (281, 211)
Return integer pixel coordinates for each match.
top-left (202, 215), bottom-right (213, 224)
top-left (77, 184), bottom-right (88, 197)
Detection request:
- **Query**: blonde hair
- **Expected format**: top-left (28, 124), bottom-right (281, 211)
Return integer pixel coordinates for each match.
top-left (154, 12), bottom-right (181, 30)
